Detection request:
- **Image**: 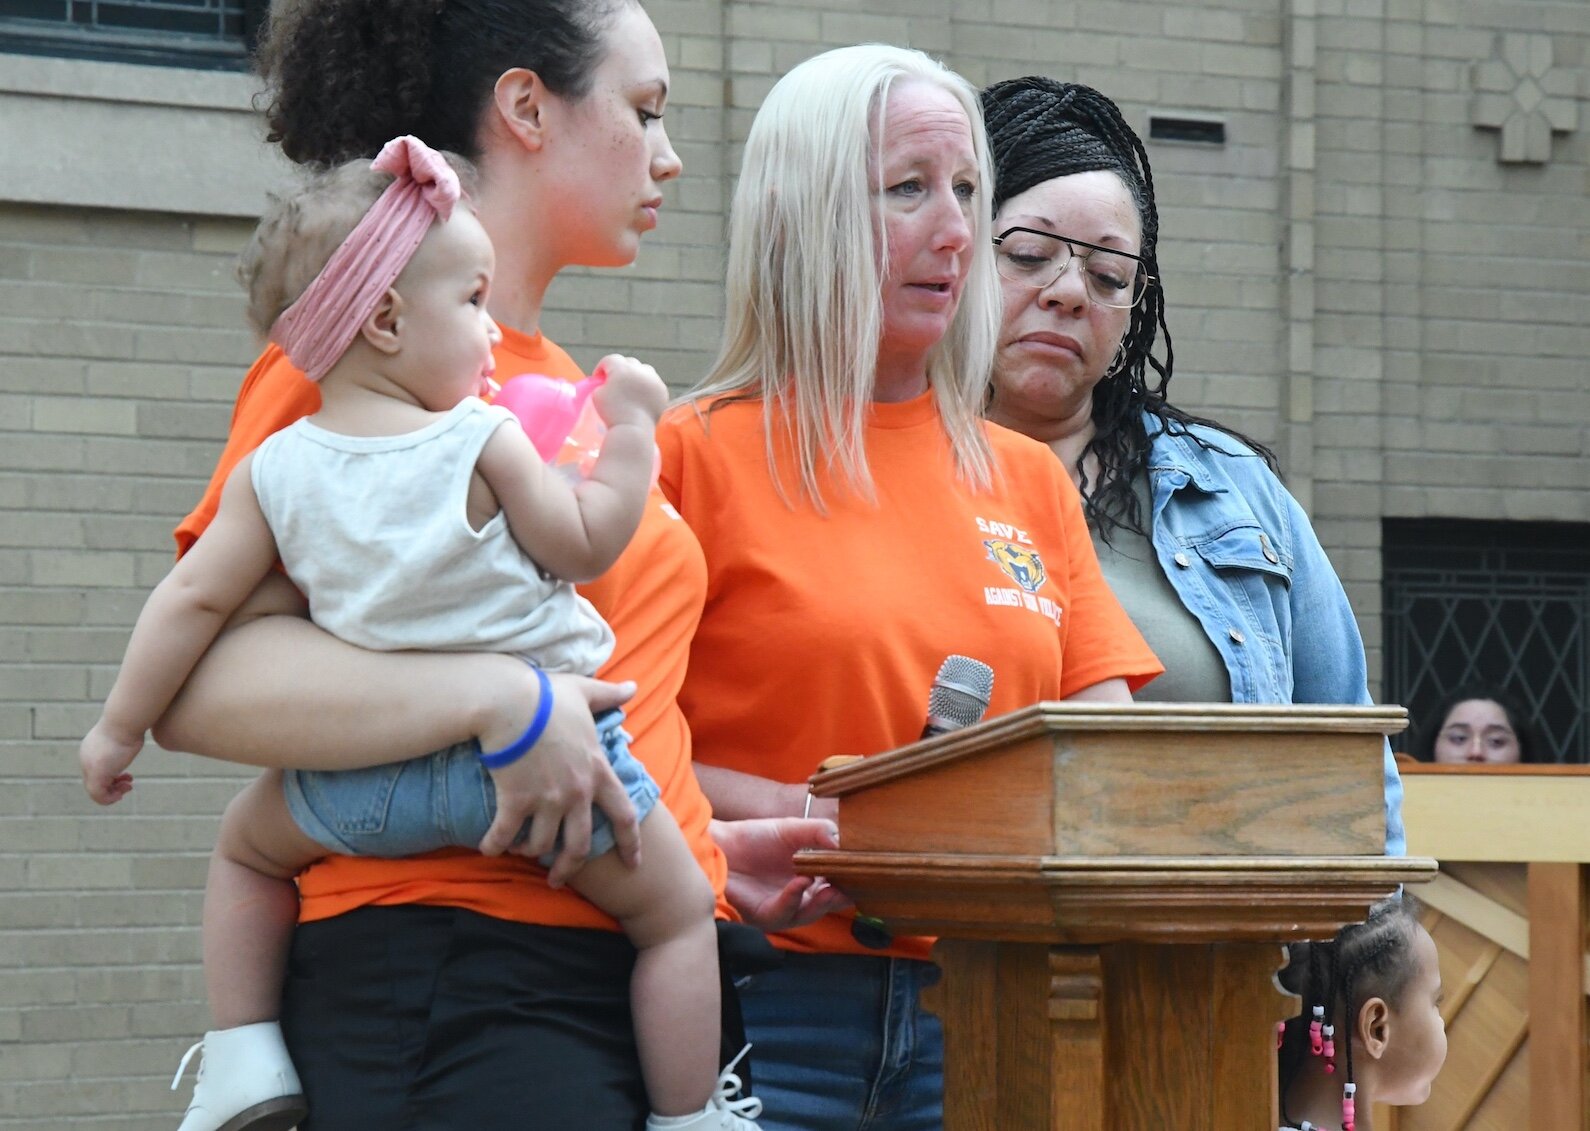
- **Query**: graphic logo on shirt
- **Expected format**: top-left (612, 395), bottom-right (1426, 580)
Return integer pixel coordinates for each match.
top-left (984, 539), bottom-right (1047, 594)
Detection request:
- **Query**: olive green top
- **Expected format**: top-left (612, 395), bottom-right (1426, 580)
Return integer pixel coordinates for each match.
top-left (1089, 473), bottom-right (1231, 704)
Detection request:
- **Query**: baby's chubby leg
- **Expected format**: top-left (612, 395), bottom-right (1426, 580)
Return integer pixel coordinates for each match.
top-left (174, 771), bottom-right (324, 1131)
top-left (205, 770), bottom-right (326, 1027)
top-left (568, 807), bottom-right (724, 1118)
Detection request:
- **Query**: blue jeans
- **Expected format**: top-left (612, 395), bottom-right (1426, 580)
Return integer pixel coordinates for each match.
top-left (738, 952), bottom-right (943, 1131)
top-left (283, 708), bottom-right (658, 867)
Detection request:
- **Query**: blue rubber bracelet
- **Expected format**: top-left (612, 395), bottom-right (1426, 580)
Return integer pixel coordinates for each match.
top-left (479, 666), bottom-right (554, 770)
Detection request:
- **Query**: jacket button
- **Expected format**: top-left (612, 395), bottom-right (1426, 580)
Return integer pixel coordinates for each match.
top-left (1174, 552), bottom-right (1191, 568)
top-left (1228, 628), bottom-right (1246, 644)
top-left (1260, 532), bottom-right (1279, 564)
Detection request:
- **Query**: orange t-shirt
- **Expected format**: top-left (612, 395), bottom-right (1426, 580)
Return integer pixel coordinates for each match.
top-left (657, 393), bottom-right (1162, 958)
top-left (175, 326), bottom-right (731, 929)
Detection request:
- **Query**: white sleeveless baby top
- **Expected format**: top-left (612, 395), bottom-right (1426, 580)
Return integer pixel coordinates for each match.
top-left (250, 397), bottom-right (614, 675)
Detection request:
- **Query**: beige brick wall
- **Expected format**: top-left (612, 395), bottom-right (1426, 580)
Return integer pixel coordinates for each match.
top-left (0, 203), bottom-right (256, 1128)
top-left (4, 0), bottom-right (1590, 1124)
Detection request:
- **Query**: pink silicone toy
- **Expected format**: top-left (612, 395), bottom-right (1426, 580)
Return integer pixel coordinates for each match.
top-left (493, 370), bottom-right (607, 462)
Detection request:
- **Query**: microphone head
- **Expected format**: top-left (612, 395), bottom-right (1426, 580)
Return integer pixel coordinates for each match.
top-left (924, 654), bottom-right (994, 734)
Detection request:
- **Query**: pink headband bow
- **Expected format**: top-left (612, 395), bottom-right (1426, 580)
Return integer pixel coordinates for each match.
top-left (269, 135), bottom-right (462, 383)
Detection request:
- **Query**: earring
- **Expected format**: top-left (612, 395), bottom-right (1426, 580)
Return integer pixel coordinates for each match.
top-left (1104, 344), bottom-right (1128, 378)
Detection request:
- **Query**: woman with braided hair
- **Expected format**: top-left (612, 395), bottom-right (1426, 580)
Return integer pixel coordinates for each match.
top-left (980, 76), bottom-right (1406, 853)
top-left (1277, 897), bottom-right (1447, 1129)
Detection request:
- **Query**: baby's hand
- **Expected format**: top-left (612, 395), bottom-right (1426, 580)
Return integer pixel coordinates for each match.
top-left (79, 720), bottom-right (143, 805)
top-left (591, 355), bottom-right (668, 431)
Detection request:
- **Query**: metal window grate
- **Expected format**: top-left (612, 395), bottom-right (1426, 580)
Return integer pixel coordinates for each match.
top-left (1383, 518), bottom-right (1590, 764)
top-left (0, 0), bottom-right (265, 70)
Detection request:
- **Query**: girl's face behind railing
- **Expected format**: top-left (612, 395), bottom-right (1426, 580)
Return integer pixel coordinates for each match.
top-left (1431, 698), bottom-right (1522, 764)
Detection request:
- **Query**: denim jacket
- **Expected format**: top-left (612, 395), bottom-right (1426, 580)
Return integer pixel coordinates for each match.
top-left (1142, 415), bottom-right (1406, 855)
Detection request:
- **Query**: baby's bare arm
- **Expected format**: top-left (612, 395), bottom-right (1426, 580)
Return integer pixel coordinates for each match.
top-left (80, 458), bottom-right (280, 803)
top-left (479, 355), bottom-right (667, 583)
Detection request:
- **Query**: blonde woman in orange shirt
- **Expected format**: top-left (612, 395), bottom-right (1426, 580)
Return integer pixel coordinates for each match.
top-left (659, 44), bottom-right (1162, 1131)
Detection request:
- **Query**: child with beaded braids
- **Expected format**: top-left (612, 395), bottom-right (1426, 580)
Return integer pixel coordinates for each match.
top-left (1277, 897), bottom-right (1447, 1131)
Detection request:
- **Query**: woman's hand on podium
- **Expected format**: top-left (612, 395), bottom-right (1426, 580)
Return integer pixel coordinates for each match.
top-left (712, 816), bottom-right (853, 931)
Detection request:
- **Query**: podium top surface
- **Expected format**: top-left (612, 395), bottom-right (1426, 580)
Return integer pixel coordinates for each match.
top-left (810, 701), bottom-right (1407, 798)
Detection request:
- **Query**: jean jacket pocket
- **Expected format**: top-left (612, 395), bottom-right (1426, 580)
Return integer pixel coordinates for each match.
top-left (1192, 524), bottom-right (1292, 585)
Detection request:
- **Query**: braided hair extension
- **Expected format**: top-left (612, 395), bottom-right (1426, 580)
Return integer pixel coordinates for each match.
top-left (981, 77), bottom-right (1278, 544)
top-left (1277, 939), bottom-right (1324, 1101)
top-left (1277, 897), bottom-right (1423, 1127)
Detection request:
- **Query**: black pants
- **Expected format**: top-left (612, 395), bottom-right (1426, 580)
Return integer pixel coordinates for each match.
top-left (281, 906), bottom-right (766, 1130)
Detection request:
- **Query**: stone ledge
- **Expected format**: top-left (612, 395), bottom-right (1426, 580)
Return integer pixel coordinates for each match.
top-left (0, 53), bottom-right (291, 218)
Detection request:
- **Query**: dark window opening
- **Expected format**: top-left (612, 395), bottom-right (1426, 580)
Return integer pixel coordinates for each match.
top-left (0, 0), bottom-right (267, 71)
top-left (1148, 115), bottom-right (1227, 146)
top-left (1383, 518), bottom-right (1590, 764)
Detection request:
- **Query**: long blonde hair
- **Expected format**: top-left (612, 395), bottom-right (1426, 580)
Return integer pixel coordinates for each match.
top-left (688, 44), bottom-right (999, 507)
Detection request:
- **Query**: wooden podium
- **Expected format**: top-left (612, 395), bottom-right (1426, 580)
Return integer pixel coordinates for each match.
top-left (798, 703), bottom-right (1437, 1131)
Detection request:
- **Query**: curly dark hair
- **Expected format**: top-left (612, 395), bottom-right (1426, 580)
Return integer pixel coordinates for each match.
top-left (981, 76), bottom-right (1277, 543)
top-left (255, 0), bottom-right (631, 168)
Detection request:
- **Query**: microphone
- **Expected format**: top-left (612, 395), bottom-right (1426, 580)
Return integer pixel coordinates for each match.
top-left (853, 655), bottom-right (995, 950)
top-left (921, 654), bottom-right (995, 739)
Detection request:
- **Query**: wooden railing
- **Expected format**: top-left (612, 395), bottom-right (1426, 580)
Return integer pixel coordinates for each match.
top-left (1382, 759), bottom-right (1590, 1131)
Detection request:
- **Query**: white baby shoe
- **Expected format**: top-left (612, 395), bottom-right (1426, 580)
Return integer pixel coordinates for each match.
top-left (171, 1021), bottom-right (307, 1131)
top-left (644, 1045), bottom-right (763, 1131)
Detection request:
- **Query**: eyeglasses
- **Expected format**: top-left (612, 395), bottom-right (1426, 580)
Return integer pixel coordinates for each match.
top-left (991, 227), bottom-right (1154, 309)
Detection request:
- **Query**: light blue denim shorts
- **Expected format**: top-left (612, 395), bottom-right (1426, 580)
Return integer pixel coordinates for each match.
top-left (283, 709), bottom-right (659, 868)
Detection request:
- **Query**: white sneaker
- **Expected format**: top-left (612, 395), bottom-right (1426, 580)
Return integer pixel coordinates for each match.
top-left (644, 1045), bottom-right (763, 1131)
top-left (171, 1021), bottom-right (307, 1131)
